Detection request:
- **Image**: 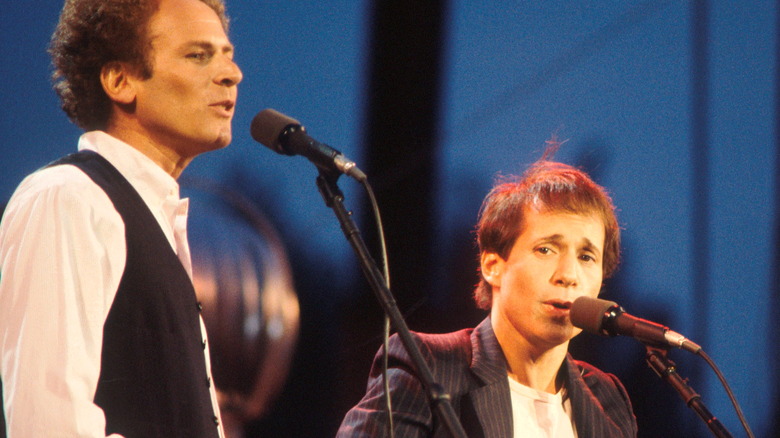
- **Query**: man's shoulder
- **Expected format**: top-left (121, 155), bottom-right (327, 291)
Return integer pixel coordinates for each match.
top-left (405, 318), bottom-right (501, 369)
top-left (385, 326), bottom-right (475, 364)
top-left (414, 327), bottom-right (474, 347)
top-left (567, 357), bottom-right (638, 435)
top-left (568, 357), bottom-right (628, 395)
top-left (11, 162), bottom-right (99, 201)
top-left (2, 159), bottom-right (114, 226)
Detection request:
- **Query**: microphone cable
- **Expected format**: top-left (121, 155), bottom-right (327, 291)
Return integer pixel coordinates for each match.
top-left (360, 177), bottom-right (395, 438)
top-left (696, 349), bottom-right (755, 438)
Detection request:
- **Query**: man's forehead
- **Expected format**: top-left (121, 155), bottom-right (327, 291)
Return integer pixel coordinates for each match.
top-left (146, 16), bottom-right (230, 53)
top-left (519, 207), bottom-right (606, 241)
top-left (149, 0), bottom-right (225, 35)
top-left (524, 204), bottom-right (606, 226)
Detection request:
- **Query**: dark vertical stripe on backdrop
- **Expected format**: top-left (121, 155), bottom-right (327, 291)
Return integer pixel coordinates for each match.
top-left (359, 0), bottom-right (448, 315)
top-left (771, 0), bottom-right (780, 436)
top-left (338, 0), bottom-right (450, 422)
top-left (690, 0), bottom-right (711, 407)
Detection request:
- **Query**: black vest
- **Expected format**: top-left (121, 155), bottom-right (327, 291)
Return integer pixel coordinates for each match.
top-left (52, 151), bottom-right (220, 438)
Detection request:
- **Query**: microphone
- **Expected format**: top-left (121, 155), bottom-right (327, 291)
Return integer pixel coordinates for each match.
top-left (250, 108), bottom-right (367, 182)
top-left (571, 296), bottom-right (702, 353)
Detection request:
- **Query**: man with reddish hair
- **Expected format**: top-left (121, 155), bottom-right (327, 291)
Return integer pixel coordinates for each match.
top-left (339, 154), bottom-right (637, 437)
top-left (0, 0), bottom-right (242, 436)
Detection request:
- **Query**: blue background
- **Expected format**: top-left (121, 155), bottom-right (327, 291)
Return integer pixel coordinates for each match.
top-left (1, 1), bottom-right (777, 436)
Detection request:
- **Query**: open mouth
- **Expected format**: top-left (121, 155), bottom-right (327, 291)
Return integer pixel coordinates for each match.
top-left (547, 301), bottom-right (572, 310)
top-left (211, 100), bottom-right (235, 112)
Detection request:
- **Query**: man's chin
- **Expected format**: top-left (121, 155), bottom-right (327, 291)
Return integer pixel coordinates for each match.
top-left (207, 130), bottom-right (232, 151)
top-left (543, 322), bottom-right (577, 346)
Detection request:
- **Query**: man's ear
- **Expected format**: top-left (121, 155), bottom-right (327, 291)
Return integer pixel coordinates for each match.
top-left (480, 252), bottom-right (505, 289)
top-left (100, 62), bottom-right (136, 105)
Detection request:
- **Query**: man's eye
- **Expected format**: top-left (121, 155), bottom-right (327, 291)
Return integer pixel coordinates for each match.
top-left (187, 52), bottom-right (207, 61)
top-left (580, 254), bottom-right (595, 262)
top-left (536, 247), bottom-right (551, 255)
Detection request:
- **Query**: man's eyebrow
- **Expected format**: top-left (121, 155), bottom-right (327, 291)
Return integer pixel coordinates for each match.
top-left (534, 234), bottom-right (565, 247)
top-left (580, 238), bottom-right (602, 254)
top-left (184, 40), bottom-right (235, 53)
top-left (537, 234), bottom-right (603, 254)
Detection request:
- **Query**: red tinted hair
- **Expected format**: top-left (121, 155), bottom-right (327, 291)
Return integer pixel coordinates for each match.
top-left (473, 160), bottom-right (620, 309)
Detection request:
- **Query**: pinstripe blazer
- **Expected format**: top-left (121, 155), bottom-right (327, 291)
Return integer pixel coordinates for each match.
top-left (337, 317), bottom-right (637, 437)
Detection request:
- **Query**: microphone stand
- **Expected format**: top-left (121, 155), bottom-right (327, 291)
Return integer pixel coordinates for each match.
top-left (315, 169), bottom-right (468, 438)
top-left (644, 345), bottom-right (733, 438)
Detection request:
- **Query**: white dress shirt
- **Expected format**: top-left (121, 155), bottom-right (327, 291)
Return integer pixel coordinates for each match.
top-left (0, 131), bottom-right (224, 438)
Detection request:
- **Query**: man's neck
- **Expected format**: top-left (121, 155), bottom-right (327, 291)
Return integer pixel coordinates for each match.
top-left (504, 345), bottom-right (568, 394)
top-left (492, 317), bottom-right (569, 394)
top-left (105, 124), bottom-right (191, 179)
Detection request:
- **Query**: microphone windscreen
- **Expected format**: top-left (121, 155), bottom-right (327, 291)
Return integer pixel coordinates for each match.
top-left (250, 109), bottom-right (301, 153)
top-left (570, 296), bottom-right (617, 335)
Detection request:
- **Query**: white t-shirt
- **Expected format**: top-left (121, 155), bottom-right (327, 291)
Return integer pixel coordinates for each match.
top-left (509, 376), bottom-right (578, 438)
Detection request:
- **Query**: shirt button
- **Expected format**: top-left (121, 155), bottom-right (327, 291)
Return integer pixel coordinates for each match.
top-left (196, 302), bottom-right (203, 312)
top-left (213, 415), bottom-right (220, 425)
top-left (202, 339), bottom-right (207, 350)
top-left (206, 376), bottom-right (212, 387)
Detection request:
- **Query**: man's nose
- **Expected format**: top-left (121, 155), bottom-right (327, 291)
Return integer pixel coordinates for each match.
top-left (216, 57), bottom-right (243, 87)
top-left (552, 255), bottom-right (578, 287)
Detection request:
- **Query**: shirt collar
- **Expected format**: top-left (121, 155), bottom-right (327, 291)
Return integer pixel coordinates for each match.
top-left (78, 130), bottom-right (182, 207)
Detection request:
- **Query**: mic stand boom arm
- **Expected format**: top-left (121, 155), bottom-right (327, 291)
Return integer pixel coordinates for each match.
top-left (644, 346), bottom-right (732, 438)
top-left (315, 169), bottom-right (468, 438)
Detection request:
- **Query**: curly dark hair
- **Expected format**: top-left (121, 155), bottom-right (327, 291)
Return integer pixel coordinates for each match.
top-left (473, 160), bottom-right (621, 310)
top-left (49, 0), bottom-right (229, 131)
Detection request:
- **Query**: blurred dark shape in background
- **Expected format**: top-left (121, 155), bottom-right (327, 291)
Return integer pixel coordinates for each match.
top-left (183, 178), bottom-right (300, 438)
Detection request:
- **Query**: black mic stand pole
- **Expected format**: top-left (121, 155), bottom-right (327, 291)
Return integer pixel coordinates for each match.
top-left (315, 169), bottom-right (468, 438)
top-left (644, 346), bottom-right (733, 438)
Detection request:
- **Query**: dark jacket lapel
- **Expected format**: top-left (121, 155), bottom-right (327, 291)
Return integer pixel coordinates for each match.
top-left (462, 318), bottom-right (513, 438)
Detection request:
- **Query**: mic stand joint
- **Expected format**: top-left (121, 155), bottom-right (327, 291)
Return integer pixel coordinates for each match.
top-left (644, 346), bottom-right (733, 438)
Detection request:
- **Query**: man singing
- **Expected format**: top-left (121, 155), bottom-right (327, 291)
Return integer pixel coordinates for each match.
top-left (0, 0), bottom-right (242, 436)
top-left (338, 153), bottom-right (638, 437)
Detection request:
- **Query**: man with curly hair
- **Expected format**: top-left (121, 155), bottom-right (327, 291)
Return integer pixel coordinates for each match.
top-left (338, 154), bottom-right (638, 437)
top-left (0, 0), bottom-right (242, 436)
